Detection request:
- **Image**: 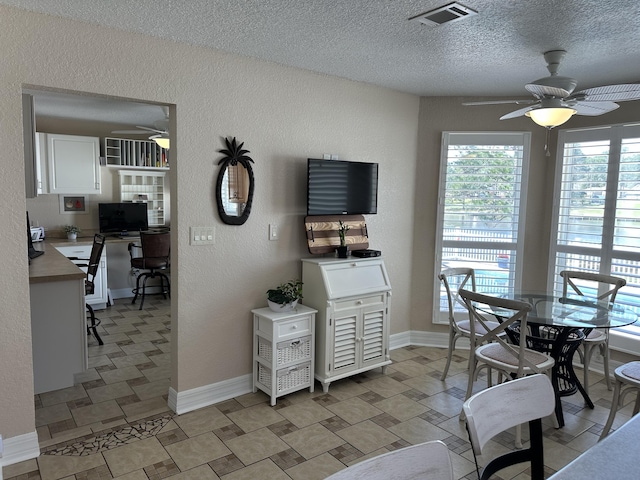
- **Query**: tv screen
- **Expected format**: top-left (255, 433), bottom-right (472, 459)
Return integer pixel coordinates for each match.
top-left (99, 203), bottom-right (148, 235)
top-left (307, 159), bottom-right (378, 215)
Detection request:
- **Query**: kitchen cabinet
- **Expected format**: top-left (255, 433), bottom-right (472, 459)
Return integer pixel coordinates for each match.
top-left (35, 132), bottom-right (49, 194)
top-left (252, 305), bottom-right (317, 405)
top-left (301, 257), bottom-right (392, 392)
top-left (46, 133), bottom-right (101, 194)
top-left (54, 243), bottom-right (108, 310)
top-left (119, 170), bottom-right (167, 226)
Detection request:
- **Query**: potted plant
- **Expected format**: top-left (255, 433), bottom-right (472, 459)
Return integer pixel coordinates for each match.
top-left (64, 225), bottom-right (81, 240)
top-left (336, 220), bottom-right (350, 258)
top-left (266, 279), bottom-right (303, 312)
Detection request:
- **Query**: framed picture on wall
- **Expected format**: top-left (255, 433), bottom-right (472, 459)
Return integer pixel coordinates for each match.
top-left (59, 195), bottom-right (89, 214)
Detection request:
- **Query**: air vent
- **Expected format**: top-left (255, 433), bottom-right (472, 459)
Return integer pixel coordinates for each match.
top-left (410, 2), bottom-right (478, 26)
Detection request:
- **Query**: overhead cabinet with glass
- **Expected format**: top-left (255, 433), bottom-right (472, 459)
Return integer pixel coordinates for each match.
top-left (37, 133), bottom-right (101, 194)
top-left (104, 137), bottom-right (169, 169)
top-left (119, 170), bottom-right (167, 227)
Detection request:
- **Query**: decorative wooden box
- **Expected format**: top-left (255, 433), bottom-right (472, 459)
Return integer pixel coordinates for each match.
top-left (304, 214), bottom-right (369, 254)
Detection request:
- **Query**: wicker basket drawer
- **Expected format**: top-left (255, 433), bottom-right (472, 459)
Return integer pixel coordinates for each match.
top-left (258, 361), bottom-right (311, 394)
top-left (258, 335), bottom-right (312, 366)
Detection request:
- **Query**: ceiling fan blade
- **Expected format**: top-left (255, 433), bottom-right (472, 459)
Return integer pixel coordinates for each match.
top-left (463, 99), bottom-right (537, 106)
top-left (111, 129), bottom-right (150, 134)
top-left (569, 84), bottom-right (640, 102)
top-left (572, 101), bottom-right (620, 116)
top-left (525, 83), bottom-right (570, 99)
top-left (500, 105), bottom-right (535, 120)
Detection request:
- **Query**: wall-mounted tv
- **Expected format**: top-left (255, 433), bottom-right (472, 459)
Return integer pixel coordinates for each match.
top-left (307, 158), bottom-right (378, 215)
top-left (98, 202), bottom-right (148, 235)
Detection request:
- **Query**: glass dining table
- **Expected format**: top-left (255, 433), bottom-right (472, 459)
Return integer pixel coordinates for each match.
top-left (476, 291), bottom-right (638, 428)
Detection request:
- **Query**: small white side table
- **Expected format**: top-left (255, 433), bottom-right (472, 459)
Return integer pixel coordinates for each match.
top-left (252, 305), bottom-right (317, 406)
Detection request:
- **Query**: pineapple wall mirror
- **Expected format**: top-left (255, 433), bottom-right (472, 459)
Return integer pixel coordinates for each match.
top-left (215, 137), bottom-right (255, 225)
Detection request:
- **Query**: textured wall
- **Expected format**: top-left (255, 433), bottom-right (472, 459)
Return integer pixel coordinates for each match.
top-left (0, 5), bottom-right (419, 439)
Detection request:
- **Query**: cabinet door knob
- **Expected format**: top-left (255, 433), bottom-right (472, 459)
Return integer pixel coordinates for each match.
top-left (356, 300), bottom-right (363, 305)
top-left (292, 325), bottom-right (297, 329)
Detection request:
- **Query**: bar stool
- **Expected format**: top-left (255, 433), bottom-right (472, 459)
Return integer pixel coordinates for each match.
top-left (128, 230), bottom-right (170, 310)
top-left (600, 361), bottom-right (640, 440)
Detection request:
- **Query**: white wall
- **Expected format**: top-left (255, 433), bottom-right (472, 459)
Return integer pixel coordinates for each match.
top-left (0, 5), bottom-right (419, 440)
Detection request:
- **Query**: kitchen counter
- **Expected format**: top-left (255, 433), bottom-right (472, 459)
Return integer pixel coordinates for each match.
top-left (28, 242), bottom-right (85, 283)
top-left (29, 241), bottom-right (87, 394)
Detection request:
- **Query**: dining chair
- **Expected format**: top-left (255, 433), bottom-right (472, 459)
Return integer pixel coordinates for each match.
top-left (560, 270), bottom-right (626, 395)
top-left (324, 440), bottom-right (453, 480)
top-left (458, 289), bottom-right (556, 446)
top-left (463, 374), bottom-right (555, 480)
top-left (66, 233), bottom-right (106, 345)
top-left (599, 361), bottom-right (640, 440)
top-left (128, 230), bottom-right (171, 310)
top-left (438, 268), bottom-right (502, 380)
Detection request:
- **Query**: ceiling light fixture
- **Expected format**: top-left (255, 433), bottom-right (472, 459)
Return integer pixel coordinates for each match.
top-left (526, 107), bottom-right (576, 128)
top-left (153, 137), bottom-right (170, 149)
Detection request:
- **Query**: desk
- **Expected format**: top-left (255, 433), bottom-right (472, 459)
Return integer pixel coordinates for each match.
top-left (480, 292), bottom-right (637, 427)
top-left (548, 413), bottom-right (640, 479)
top-left (29, 242), bottom-right (87, 394)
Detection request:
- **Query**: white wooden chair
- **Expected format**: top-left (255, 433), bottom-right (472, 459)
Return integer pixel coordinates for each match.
top-left (560, 270), bottom-right (626, 395)
top-left (459, 289), bottom-right (555, 403)
top-left (458, 289), bottom-right (556, 446)
top-left (599, 361), bottom-right (640, 440)
top-left (438, 268), bottom-right (502, 380)
top-left (463, 374), bottom-right (555, 480)
top-left (324, 440), bottom-right (453, 480)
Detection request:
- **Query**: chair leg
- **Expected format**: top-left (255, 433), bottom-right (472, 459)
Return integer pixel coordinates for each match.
top-left (440, 328), bottom-right (457, 381)
top-left (601, 342), bottom-right (612, 391)
top-left (139, 273), bottom-right (151, 310)
top-left (86, 303), bottom-right (103, 346)
top-left (600, 379), bottom-right (623, 440)
top-left (460, 357), bottom-right (478, 421)
top-left (132, 272), bottom-right (144, 305)
top-left (582, 342), bottom-right (594, 397)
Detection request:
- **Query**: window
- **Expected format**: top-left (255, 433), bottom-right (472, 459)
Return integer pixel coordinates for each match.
top-left (549, 123), bottom-right (640, 346)
top-left (433, 132), bottom-right (531, 323)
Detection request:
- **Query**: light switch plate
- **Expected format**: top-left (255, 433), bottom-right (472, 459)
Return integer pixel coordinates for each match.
top-left (190, 226), bottom-right (215, 245)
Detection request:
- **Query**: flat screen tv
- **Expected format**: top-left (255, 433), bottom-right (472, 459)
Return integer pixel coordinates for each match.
top-left (307, 158), bottom-right (378, 215)
top-left (99, 202), bottom-right (148, 235)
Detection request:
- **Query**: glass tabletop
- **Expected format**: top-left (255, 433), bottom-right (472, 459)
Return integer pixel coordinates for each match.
top-left (476, 290), bottom-right (638, 329)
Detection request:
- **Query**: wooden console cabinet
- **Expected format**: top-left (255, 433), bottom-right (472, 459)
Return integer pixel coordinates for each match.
top-left (302, 257), bottom-right (392, 392)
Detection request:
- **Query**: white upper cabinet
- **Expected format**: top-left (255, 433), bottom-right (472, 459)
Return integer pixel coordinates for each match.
top-left (46, 134), bottom-right (101, 194)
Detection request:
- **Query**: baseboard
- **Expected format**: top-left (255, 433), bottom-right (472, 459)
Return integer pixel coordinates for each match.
top-left (109, 288), bottom-right (133, 300)
top-left (169, 374), bottom-right (253, 415)
top-left (0, 431), bottom-right (39, 468)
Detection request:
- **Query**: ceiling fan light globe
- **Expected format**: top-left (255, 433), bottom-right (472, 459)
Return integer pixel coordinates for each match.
top-left (526, 107), bottom-right (576, 128)
top-left (153, 137), bottom-right (170, 149)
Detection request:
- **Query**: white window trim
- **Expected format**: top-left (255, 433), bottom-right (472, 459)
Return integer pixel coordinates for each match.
top-left (549, 122), bottom-right (640, 348)
top-left (433, 131), bottom-right (531, 325)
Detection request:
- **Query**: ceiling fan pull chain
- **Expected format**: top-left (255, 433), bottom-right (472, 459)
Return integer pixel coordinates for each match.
top-left (545, 128), bottom-right (551, 157)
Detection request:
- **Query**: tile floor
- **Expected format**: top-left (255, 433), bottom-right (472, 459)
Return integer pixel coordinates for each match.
top-left (3, 297), bottom-right (636, 480)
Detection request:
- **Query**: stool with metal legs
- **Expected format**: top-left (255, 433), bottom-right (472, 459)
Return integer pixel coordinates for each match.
top-left (128, 230), bottom-right (170, 310)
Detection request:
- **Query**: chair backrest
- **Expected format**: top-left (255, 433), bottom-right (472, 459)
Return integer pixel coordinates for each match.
top-left (325, 440), bottom-right (453, 480)
top-left (438, 267), bottom-right (476, 324)
top-left (138, 231), bottom-right (170, 269)
top-left (463, 374), bottom-right (555, 480)
top-left (458, 288), bottom-right (542, 376)
top-left (560, 270), bottom-right (626, 304)
top-left (85, 234), bottom-right (106, 295)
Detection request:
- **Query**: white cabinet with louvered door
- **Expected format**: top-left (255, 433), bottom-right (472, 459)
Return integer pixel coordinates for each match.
top-left (302, 257), bottom-right (392, 393)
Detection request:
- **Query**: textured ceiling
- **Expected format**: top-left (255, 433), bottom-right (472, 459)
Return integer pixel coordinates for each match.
top-left (7, 0), bottom-right (640, 125)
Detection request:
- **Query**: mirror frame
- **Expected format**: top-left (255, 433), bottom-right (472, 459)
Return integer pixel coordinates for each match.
top-left (215, 137), bottom-right (255, 225)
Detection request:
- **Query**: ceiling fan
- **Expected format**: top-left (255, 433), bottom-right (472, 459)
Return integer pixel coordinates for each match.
top-left (464, 50), bottom-right (640, 129)
top-left (112, 106), bottom-right (170, 148)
